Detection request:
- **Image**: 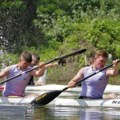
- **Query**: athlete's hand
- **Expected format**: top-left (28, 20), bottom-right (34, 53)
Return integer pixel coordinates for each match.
top-left (68, 80), bottom-right (76, 88)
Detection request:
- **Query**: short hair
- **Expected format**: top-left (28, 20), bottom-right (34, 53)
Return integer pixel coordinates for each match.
top-left (20, 51), bottom-right (32, 63)
top-left (32, 53), bottom-right (40, 61)
top-left (95, 50), bottom-right (108, 59)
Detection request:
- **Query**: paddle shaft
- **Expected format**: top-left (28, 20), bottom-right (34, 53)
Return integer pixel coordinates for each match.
top-left (62, 60), bottom-right (120, 91)
top-left (0, 49), bottom-right (86, 84)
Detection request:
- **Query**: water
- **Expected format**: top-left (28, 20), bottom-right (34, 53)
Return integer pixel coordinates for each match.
top-left (0, 103), bottom-right (120, 120)
top-left (1, 105), bottom-right (120, 120)
top-left (0, 84), bottom-right (120, 120)
top-left (33, 106), bottom-right (120, 120)
top-left (0, 105), bottom-right (27, 120)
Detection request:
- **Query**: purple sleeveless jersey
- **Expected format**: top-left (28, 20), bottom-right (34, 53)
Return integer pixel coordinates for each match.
top-left (80, 66), bottom-right (109, 99)
top-left (2, 65), bottom-right (32, 97)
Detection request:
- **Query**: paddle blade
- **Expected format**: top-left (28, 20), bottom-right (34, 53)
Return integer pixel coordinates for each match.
top-left (31, 90), bottom-right (62, 105)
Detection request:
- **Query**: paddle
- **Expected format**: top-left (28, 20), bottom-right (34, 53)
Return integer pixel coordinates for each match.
top-left (0, 49), bottom-right (86, 85)
top-left (31, 60), bottom-right (120, 105)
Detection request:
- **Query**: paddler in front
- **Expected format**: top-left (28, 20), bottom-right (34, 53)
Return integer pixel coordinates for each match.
top-left (68, 50), bottom-right (119, 99)
top-left (0, 51), bottom-right (45, 97)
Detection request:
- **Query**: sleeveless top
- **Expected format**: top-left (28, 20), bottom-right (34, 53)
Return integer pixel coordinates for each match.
top-left (80, 66), bottom-right (109, 99)
top-left (2, 65), bottom-right (32, 97)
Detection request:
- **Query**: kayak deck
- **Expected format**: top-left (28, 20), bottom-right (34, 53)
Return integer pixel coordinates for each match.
top-left (0, 96), bottom-right (35, 105)
top-left (0, 93), bottom-right (120, 108)
top-left (0, 84), bottom-right (120, 108)
top-left (47, 98), bottom-right (120, 108)
top-left (25, 84), bottom-right (120, 93)
top-left (1, 84), bottom-right (120, 93)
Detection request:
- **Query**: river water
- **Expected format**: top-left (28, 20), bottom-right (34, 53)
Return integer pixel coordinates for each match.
top-left (0, 84), bottom-right (120, 120)
top-left (0, 101), bottom-right (120, 120)
top-left (1, 104), bottom-right (120, 120)
top-left (28, 106), bottom-right (120, 120)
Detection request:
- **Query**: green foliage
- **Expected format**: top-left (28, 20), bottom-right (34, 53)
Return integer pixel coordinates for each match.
top-left (0, 0), bottom-right (43, 53)
top-left (1, 0), bottom-right (24, 9)
top-left (0, 52), bottom-right (17, 69)
top-left (22, 46), bottom-right (58, 62)
top-left (84, 18), bottom-right (120, 58)
top-left (0, 0), bottom-right (120, 84)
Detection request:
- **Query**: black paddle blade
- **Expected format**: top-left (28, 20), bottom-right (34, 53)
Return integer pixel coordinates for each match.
top-left (31, 90), bottom-right (62, 105)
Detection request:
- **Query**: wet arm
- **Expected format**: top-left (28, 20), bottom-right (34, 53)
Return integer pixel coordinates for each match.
top-left (0, 67), bottom-right (9, 79)
top-left (106, 59), bottom-right (119, 77)
top-left (45, 62), bottom-right (58, 68)
top-left (68, 68), bottom-right (84, 88)
top-left (30, 63), bottom-right (45, 77)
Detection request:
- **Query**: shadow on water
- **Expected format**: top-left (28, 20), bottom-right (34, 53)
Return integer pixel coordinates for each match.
top-left (34, 106), bottom-right (120, 120)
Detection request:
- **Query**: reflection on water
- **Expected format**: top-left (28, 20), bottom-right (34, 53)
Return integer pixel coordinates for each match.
top-left (0, 105), bottom-right (27, 120)
top-left (0, 105), bottom-right (120, 120)
top-left (34, 106), bottom-right (120, 120)
top-left (80, 108), bottom-right (104, 120)
top-left (34, 106), bottom-right (80, 120)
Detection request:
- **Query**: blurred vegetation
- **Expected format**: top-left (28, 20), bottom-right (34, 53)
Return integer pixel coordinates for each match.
top-left (0, 0), bottom-right (120, 84)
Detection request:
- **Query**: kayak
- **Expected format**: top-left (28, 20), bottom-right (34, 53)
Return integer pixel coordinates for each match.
top-left (0, 96), bottom-right (36, 105)
top-left (0, 84), bottom-right (120, 108)
top-left (1, 84), bottom-right (120, 93)
top-left (0, 92), bottom-right (120, 108)
top-left (46, 98), bottom-right (120, 108)
top-left (25, 84), bottom-right (120, 93)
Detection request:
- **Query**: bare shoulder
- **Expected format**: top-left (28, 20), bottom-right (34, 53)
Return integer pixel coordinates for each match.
top-left (0, 66), bottom-right (10, 77)
top-left (2, 66), bottom-right (10, 72)
top-left (77, 67), bottom-right (85, 75)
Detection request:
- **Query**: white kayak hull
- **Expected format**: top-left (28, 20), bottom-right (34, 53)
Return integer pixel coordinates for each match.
top-left (0, 96), bottom-right (35, 105)
top-left (1, 84), bottom-right (120, 94)
top-left (47, 98), bottom-right (120, 108)
top-left (0, 95), bottom-right (120, 108)
top-left (0, 84), bottom-right (120, 108)
top-left (25, 84), bottom-right (120, 93)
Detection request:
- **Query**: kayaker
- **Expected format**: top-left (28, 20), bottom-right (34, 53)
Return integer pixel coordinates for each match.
top-left (36, 58), bottom-right (66, 85)
top-left (0, 51), bottom-right (45, 97)
top-left (68, 50), bottom-right (119, 99)
top-left (27, 53), bottom-right (40, 85)
top-left (28, 53), bottom-right (61, 86)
